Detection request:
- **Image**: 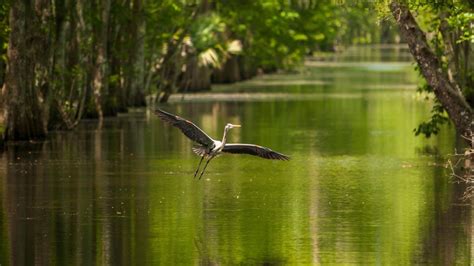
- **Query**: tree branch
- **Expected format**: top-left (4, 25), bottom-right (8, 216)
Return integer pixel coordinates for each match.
top-left (390, 1), bottom-right (473, 145)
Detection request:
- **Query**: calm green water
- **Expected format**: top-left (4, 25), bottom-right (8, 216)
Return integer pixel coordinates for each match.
top-left (0, 46), bottom-right (472, 265)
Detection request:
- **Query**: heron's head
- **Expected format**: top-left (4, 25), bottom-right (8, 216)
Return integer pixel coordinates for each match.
top-left (225, 123), bottom-right (241, 131)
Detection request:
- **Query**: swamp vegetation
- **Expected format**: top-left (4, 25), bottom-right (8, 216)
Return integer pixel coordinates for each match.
top-left (0, 1), bottom-right (471, 148)
top-left (0, 0), bottom-right (398, 140)
top-left (0, 0), bottom-right (473, 264)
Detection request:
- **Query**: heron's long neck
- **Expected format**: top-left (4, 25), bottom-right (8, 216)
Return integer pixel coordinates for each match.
top-left (221, 128), bottom-right (230, 145)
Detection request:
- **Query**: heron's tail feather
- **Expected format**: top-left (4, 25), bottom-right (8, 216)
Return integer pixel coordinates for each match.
top-left (192, 146), bottom-right (207, 157)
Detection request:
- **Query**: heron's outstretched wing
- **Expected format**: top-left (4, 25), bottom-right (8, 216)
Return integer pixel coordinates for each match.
top-left (155, 109), bottom-right (215, 148)
top-left (222, 143), bottom-right (290, 160)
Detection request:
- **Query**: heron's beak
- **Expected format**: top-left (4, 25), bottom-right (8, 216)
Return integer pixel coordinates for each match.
top-left (233, 125), bottom-right (241, 128)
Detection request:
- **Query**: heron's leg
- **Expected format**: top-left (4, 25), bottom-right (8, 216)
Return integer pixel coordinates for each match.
top-left (199, 158), bottom-right (213, 180)
top-left (194, 156), bottom-right (205, 178)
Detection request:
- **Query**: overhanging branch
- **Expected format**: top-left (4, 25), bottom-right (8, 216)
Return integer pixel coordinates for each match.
top-left (390, 1), bottom-right (473, 143)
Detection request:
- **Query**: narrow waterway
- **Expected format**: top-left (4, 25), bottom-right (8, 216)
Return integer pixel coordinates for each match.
top-left (0, 45), bottom-right (471, 265)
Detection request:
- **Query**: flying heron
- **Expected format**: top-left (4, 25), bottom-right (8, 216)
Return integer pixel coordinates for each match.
top-left (155, 109), bottom-right (289, 179)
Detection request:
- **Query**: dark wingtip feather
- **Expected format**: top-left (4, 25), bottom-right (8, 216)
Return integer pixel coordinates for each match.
top-left (275, 152), bottom-right (290, 161)
top-left (154, 108), bottom-right (171, 118)
top-left (154, 109), bottom-right (178, 124)
top-left (264, 147), bottom-right (290, 161)
top-left (153, 108), bottom-right (165, 116)
top-left (223, 143), bottom-right (290, 161)
top-left (153, 109), bottom-right (216, 147)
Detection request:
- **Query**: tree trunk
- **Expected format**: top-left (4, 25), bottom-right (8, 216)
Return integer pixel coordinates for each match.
top-left (47, 0), bottom-right (70, 130)
top-left (106, 0), bottom-right (128, 114)
top-left (143, 42), bottom-right (157, 103)
top-left (0, 61), bottom-right (5, 89)
top-left (158, 90), bottom-right (171, 103)
top-left (212, 56), bottom-right (241, 84)
top-left (156, 36), bottom-right (185, 103)
top-left (128, 0), bottom-right (146, 107)
top-left (91, 0), bottom-right (111, 121)
top-left (67, 0), bottom-right (90, 124)
top-left (3, 0), bottom-right (49, 141)
top-left (390, 1), bottom-right (473, 146)
top-left (238, 56), bottom-right (258, 80)
top-left (179, 56), bottom-right (211, 92)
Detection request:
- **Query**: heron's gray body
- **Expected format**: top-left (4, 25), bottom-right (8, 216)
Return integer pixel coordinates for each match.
top-left (155, 109), bottom-right (289, 179)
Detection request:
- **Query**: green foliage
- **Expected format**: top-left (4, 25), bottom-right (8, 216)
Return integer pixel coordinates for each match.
top-left (0, 2), bottom-right (9, 64)
top-left (215, 0), bottom-right (338, 70)
top-left (214, 0), bottom-right (396, 70)
top-left (145, 0), bottom-right (190, 44)
top-left (406, 0), bottom-right (473, 137)
top-left (447, 8), bottom-right (474, 43)
top-left (188, 13), bottom-right (238, 68)
top-left (189, 14), bottom-right (226, 53)
top-left (143, 0), bottom-right (376, 84)
top-left (414, 102), bottom-right (449, 137)
top-left (0, 0), bottom-right (421, 135)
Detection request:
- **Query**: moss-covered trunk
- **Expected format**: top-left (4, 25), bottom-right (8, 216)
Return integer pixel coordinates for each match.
top-left (3, 0), bottom-right (49, 141)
